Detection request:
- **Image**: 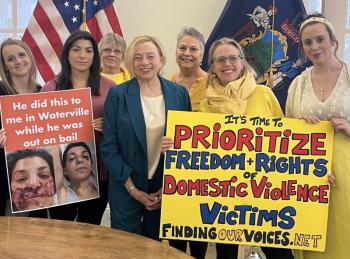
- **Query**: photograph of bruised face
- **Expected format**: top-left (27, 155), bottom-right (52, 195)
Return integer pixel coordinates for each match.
top-left (64, 144), bottom-right (93, 184)
top-left (62, 142), bottom-right (98, 200)
top-left (7, 149), bottom-right (56, 211)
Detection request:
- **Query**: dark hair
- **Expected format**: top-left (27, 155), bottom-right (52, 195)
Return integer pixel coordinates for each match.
top-left (299, 13), bottom-right (339, 58)
top-left (62, 142), bottom-right (92, 168)
top-left (7, 149), bottom-right (55, 189)
top-left (56, 30), bottom-right (101, 95)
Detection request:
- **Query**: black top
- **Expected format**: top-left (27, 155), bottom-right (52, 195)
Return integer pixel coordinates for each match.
top-left (0, 81), bottom-right (11, 214)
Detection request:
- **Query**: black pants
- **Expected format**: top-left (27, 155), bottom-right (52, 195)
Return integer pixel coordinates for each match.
top-left (216, 244), bottom-right (294, 259)
top-left (49, 180), bottom-right (109, 225)
top-left (29, 209), bottom-right (49, 218)
top-left (169, 240), bottom-right (208, 259)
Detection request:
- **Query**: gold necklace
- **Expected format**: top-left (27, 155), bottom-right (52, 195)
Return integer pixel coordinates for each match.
top-left (313, 69), bottom-right (331, 102)
top-left (313, 62), bottom-right (343, 102)
top-left (320, 86), bottom-right (325, 102)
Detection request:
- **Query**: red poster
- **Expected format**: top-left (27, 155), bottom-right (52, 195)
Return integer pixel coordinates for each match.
top-left (0, 89), bottom-right (99, 213)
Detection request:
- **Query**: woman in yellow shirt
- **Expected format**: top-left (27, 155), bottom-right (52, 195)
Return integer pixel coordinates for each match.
top-left (199, 37), bottom-right (290, 259)
top-left (169, 27), bottom-right (207, 111)
top-left (99, 32), bottom-right (130, 84)
top-left (162, 37), bottom-right (287, 259)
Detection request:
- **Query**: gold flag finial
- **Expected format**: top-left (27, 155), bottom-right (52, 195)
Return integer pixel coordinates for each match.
top-left (82, 0), bottom-right (87, 31)
top-left (268, 0), bottom-right (276, 87)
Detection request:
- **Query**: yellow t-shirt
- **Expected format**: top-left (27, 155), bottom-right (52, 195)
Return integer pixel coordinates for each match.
top-left (101, 67), bottom-right (131, 85)
top-left (169, 74), bottom-right (208, 112)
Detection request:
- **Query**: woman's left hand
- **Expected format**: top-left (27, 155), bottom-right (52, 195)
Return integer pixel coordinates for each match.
top-left (331, 118), bottom-right (350, 137)
top-left (161, 136), bottom-right (173, 154)
top-left (92, 117), bottom-right (104, 133)
top-left (149, 188), bottom-right (162, 210)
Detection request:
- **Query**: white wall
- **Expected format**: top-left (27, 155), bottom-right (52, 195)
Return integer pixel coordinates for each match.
top-left (323, 0), bottom-right (347, 59)
top-left (114, 0), bottom-right (226, 75)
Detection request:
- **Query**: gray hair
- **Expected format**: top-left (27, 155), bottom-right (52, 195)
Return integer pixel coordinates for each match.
top-left (177, 27), bottom-right (205, 51)
top-left (98, 32), bottom-right (127, 54)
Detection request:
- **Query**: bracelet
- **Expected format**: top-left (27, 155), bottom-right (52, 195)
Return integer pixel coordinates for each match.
top-left (128, 185), bottom-right (136, 194)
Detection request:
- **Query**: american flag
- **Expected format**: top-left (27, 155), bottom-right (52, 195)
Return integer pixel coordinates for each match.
top-left (22, 0), bottom-right (122, 83)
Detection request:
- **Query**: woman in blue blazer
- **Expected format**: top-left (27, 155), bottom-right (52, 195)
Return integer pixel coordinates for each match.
top-left (101, 35), bottom-right (191, 240)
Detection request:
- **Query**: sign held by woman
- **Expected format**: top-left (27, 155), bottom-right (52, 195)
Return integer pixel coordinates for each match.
top-left (0, 88), bottom-right (99, 213)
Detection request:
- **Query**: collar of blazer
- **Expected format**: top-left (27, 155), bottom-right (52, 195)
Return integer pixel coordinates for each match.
top-left (125, 76), bottom-right (179, 156)
top-left (126, 76), bottom-right (177, 96)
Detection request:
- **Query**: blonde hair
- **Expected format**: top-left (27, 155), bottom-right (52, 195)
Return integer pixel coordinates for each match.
top-left (124, 35), bottom-right (166, 77)
top-left (0, 38), bottom-right (37, 94)
top-left (207, 37), bottom-right (255, 85)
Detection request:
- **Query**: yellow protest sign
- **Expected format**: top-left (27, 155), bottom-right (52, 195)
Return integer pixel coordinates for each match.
top-left (160, 111), bottom-right (333, 251)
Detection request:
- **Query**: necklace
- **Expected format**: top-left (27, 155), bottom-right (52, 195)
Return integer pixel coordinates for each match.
top-left (320, 86), bottom-right (325, 102)
top-left (313, 61), bottom-right (343, 102)
top-left (312, 69), bottom-right (338, 103)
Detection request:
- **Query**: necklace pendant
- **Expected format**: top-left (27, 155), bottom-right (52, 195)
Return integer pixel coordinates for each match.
top-left (320, 87), bottom-right (325, 102)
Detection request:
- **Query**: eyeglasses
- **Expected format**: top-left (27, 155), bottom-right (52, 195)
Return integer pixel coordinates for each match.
top-left (213, 55), bottom-right (242, 64)
top-left (102, 48), bottom-right (123, 55)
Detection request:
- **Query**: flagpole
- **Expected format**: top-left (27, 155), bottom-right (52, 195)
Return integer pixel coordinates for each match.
top-left (82, 0), bottom-right (87, 31)
top-left (268, 0), bottom-right (276, 87)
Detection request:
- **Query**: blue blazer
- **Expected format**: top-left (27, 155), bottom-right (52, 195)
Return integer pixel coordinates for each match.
top-left (101, 77), bottom-right (191, 229)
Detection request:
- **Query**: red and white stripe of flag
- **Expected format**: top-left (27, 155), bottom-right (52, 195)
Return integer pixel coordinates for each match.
top-left (23, 0), bottom-right (122, 84)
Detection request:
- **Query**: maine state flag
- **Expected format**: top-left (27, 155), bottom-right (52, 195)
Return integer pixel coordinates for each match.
top-left (203, 0), bottom-right (308, 111)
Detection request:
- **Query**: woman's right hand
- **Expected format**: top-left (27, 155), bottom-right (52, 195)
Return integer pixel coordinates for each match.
top-left (302, 114), bottom-right (320, 124)
top-left (0, 129), bottom-right (6, 148)
top-left (92, 117), bottom-right (104, 133)
top-left (161, 136), bottom-right (173, 154)
top-left (328, 172), bottom-right (336, 187)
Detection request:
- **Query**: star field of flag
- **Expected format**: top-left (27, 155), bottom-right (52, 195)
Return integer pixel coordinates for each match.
top-left (23, 0), bottom-right (121, 82)
top-left (54, 0), bottom-right (114, 32)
